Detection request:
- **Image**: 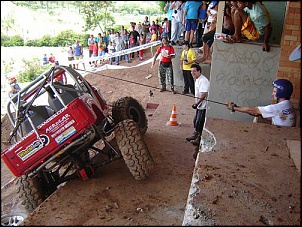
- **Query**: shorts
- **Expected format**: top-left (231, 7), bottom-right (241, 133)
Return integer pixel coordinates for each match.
top-left (75, 55), bottom-right (83, 60)
top-left (98, 51), bottom-right (105, 56)
top-left (241, 17), bottom-right (260, 41)
top-left (202, 30), bottom-right (215, 47)
top-left (185, 19), bottom-right (198, 31)
top-left (68, 57), bottom-right (74, 61)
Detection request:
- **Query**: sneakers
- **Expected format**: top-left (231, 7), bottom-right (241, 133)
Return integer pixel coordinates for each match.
top-left (190, 136), bottom-right (201, 146)
top-left (159, 87), bottom-right (166, 92)
top-left (181, 91), bottom-right (189, 95)
top-left (186, 131), bottom-right (199, 142)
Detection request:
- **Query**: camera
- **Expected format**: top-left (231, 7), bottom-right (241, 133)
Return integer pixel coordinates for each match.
top-left (174, 10), bottom-right (177, 14)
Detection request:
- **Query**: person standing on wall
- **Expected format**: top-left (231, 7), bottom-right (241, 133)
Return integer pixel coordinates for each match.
top-left (196, 1), bottom-right (208, 48)
top-left (151, 35), bottom-right (176, 94)
top-left (182, 1), bottom-right (203, 48)
top-left (186, 63), bottom-right (210, 146)
top-left (170, 1), bottom-right (185, 46)
top-left (164, 1), bottom-right (174, 41)
top-left (180, 41), bottom-right (197, 95)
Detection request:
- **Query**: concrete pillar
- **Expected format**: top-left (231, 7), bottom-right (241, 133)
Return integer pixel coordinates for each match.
top-left (172, 45), bottom-right (184, 87)
top-left (172, 45), bottom-right (212, 89)
top-left (200, 64), bottom-right (211, 80)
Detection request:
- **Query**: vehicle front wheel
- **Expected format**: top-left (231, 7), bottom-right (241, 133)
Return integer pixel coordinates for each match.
top-left (114, 119), bottom-right (155, 180)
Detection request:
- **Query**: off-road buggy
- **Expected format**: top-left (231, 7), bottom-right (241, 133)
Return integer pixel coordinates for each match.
top-left (1, 65), bottom-right (155, 214)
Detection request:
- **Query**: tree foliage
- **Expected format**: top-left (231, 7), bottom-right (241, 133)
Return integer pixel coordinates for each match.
top-left (158, 1), bottom-right (167, 13)
top-left (18, 57), bottom-right (51, 82)
top-left (1, 17), bottom-right (15, 36)
top-left (12, 1), bottom-right (70, 11)
top-left (1, 34), bottom-right (23, 47)
top-left (73, 1), bottom-right (115, 34)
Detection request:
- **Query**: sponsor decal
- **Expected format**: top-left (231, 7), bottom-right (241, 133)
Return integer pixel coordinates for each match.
top-left (55, 126), bottom-right (77, 144)
top-left (51, 119), bottom-right (75, 138)
top-left (17, 135), bottom-right (49, 161)
top-left (46, 113), bottom-right (71, 134)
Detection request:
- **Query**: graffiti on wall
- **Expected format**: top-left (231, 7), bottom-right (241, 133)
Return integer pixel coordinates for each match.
top-left (207, 40), bottom-right (281, 122)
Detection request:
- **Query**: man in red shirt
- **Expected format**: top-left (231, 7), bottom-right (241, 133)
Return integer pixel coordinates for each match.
top-left (151, 36), bottom-right (176, 94)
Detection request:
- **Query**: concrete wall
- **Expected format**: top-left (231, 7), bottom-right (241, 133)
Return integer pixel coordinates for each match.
top-left (206, 39), bottom-right (281, 123)
top-left (173, 46), bottom-right (211, 88)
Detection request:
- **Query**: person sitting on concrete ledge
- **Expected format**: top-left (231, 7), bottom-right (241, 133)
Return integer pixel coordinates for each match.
top-left (197, 15), bottom-right (217, 64)
top-left (223, 1), bottom-right (272, 52)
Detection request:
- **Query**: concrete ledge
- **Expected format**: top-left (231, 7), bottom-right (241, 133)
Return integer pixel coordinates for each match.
top-left (182, 118), bottom-right (301, 226)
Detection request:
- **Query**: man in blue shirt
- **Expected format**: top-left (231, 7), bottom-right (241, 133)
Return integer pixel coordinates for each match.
top-left (182, 1), bottom-right (203, 48)
top-left (164, 1), bottom-right (175, 41)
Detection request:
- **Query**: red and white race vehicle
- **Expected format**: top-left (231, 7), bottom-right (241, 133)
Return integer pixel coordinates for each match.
top-left (2, 65), bottom-right (154, 213)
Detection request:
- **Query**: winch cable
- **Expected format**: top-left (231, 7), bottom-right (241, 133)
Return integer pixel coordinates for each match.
top-left (76, 68), bottom-right (227, 106)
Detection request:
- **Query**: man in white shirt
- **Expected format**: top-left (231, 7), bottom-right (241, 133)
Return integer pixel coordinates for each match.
top-left (186, 63), bottom-right (210, 146)
top-left (226, 79), bottom-right (296, 127)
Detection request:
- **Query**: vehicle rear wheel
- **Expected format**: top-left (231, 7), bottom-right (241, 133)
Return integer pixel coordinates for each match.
top-left (16, 173), bottom-right (56, 213)
top-left (114, 119), bottom-right (155, 180)
top-left (112, 96), bottom-right (148, 135)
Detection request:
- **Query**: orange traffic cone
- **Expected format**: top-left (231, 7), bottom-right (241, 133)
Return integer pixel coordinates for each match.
top-left (166, 104), bottom-right (180, 126)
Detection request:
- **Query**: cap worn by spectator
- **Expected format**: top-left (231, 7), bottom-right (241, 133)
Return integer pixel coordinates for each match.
top-left (209, 1), bottom-right (219, 9)
top-left (9, 77), bottom-right (17, 84)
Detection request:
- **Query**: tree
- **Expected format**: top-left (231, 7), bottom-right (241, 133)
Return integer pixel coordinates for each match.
top-left (1, 17), bottom-right (15, 36)
top-left (74, 1), bottom-right (115, 34)
top-left (158, 1), bottom-right (167, 13)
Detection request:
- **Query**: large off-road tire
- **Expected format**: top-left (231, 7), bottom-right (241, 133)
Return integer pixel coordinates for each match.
top-left (16, 174), bottom-right (56, 213)
top-left (114, 119), bottom-right (155, 180)
top-left (112, 96), bottom-right (148, 135)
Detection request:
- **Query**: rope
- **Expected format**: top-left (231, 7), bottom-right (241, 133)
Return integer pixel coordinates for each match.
top-left (78, 68), bottom-right (227, 106)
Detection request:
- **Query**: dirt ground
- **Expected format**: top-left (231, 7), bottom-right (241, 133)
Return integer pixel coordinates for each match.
top-left (1, 49), bottom-right (301, 226)
top-left (1, 49), bottom-right (198, 225)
